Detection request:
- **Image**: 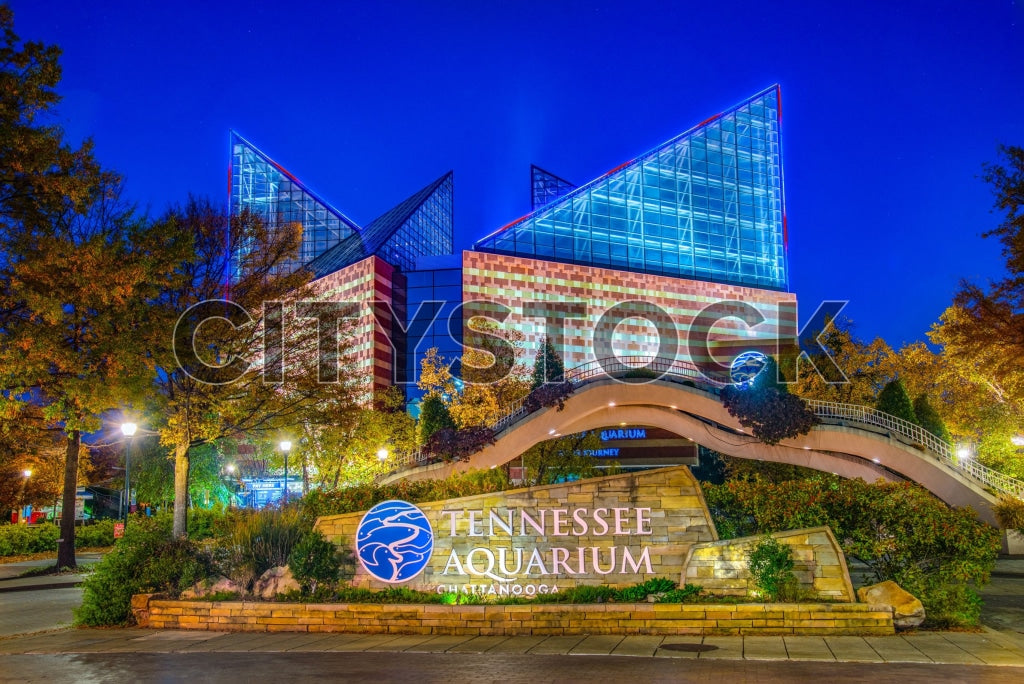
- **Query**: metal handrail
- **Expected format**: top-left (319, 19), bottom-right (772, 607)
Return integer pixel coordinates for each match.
top-left (807, 400), bottom-right (1024, 498)
top-left (388, 357), bottom-right (1024, 498)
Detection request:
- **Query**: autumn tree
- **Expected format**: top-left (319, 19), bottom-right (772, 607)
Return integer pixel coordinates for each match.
top-left (789, 317), bottom-right (896, 405)
top-left (519, 431), bottom-right (610, 486)
top-left (302, 386), bottom-right (417, 488)
top-left (147, 200), bottom-right (360, 537)
top-left (0, 6), bottom-right (155, 568)
top-left (923, 145), bottom-right (1024, 477)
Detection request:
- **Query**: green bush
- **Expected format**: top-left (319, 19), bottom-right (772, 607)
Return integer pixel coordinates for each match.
top-left (657, 584), bottom-right (703, 603)
top-left (703, 477), bottom-right (1001, 626)
top-left (616, 577), bottom-right (678, 602)
top-left (993, 496), bottom-right (1024, 533)
top-left (747, 536), bottom-right (797, 601)
top-left (76, 520), bottom-right (115, 548)
top-left (187, 506), bottom-right (236, 541)
top-left (622, 367), bottom-right (658, 379)
top-left (215, 508), bottom-right (309, 591)
top-left (288, 530), bottom-right (349, 593)
top-left (0, 523), bottom-right (59, 556)
top-left (75, 514), bottom-right (210, 626)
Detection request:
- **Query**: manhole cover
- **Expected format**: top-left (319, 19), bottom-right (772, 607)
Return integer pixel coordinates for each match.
top-left (659, 643), bottom-right (719, 653)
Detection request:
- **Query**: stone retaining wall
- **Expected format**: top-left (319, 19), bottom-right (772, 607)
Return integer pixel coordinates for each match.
top-left (682, 527), bottom-right (856, 601)
top-left (132, 595), bottom-right (893, 636)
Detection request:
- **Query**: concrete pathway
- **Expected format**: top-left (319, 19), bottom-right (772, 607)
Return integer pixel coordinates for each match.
top-left (2, 628), bottom-right (1024, 667)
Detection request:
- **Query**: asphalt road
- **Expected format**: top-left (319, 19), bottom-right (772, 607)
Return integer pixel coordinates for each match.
top-left (3, 651), bottom-right (1024, 684)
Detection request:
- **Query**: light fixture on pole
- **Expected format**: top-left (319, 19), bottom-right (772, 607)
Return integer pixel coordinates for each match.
top-left (377, 448), bottom-right (389, 462)
top-left (121, 422), bottom-right (138, 527)
top-left (20, 470), bottom-right (31, 523)
top-left (280, 440), bottom-right (292, 505)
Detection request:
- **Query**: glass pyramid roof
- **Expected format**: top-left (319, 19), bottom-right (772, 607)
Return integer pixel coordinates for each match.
top-left (531, 165), bottom-right (576, 210)
top-left (305, 172), bottom-right (453, 278)
top-left (475, 86), bottom-right (788, 291)
top-left (229, 131), bottom-right (360, 276)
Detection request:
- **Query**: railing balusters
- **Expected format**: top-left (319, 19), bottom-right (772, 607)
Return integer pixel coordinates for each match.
top-left (387, 357), bottom-right (1024, 498)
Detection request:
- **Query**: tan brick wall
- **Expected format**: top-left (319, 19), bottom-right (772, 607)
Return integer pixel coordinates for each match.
top-left (315, 466), bottom-right (717, 593)
top-left (682, 527), bottom-right (855, 602)
top-left (133, 595), bottom-right (893, 637)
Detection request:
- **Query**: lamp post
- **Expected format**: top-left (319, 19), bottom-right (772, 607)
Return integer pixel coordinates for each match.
top-left (280, 440), bottom-right (292, 505)
top-left (21, 469), bottom-right (31, 523)
top-left (121, 422), bottom-right (137, 527)
top-left (377, 448), bottom-right (389, 463)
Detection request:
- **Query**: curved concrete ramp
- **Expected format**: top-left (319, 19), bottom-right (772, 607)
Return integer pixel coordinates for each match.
top-left (383, 379), bottom-right (1000, 526)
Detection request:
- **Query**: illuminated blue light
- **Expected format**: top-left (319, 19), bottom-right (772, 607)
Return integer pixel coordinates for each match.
top-left (475, 86), bottom-right (788, 290)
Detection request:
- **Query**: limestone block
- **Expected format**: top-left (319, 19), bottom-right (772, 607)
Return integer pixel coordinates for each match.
top-left (855, 581), bottom-right (925, 629)
top-left (253, 566), bottom-right (301, 600)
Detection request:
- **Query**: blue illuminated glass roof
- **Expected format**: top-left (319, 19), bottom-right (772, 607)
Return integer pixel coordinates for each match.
top-left (474, 86), bottom-right (788, 290)
top-left (305, 172), bottom-right (453, 278)
top-left (229, 131), bottom-right (360, 276)
top-left (531, 165), bottom-right (576, 210)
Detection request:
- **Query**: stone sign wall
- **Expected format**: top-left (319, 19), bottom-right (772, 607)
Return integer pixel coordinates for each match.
top-left (681, 527), bottom-right (856, 602)
top-left (315, 466), bottom-right (718, 596)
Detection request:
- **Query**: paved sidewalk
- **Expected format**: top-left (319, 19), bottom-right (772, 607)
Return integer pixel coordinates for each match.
top-left (2, 627), bottom-right (1024, 667)
top-left (0, 552), bottom-right (103, 582)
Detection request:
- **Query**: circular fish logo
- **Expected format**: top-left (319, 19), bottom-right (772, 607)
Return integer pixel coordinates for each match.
top-left (356, 500), bottom-right (434, 583)
top-left (730, 350), bottom-right (768, 387)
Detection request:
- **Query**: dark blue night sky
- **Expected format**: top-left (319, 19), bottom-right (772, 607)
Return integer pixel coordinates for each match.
top-left (13, 0), bottom-right (1024, 347)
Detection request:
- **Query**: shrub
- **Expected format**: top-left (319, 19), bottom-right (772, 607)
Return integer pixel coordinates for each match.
top-left (75, 514), bottom-right (210, 626)
top-left (993, 496), bottom-right (1024, 532)
top-left (425, 425), bottom-right (496, 461)
top-left (617, 577), bottom-right (678, 602)
top-left (187, 506), bottom-right (235, 541)
top-left (288, 530), bottom-right (350, 593)
top-left (523, 381), bottom-right (575, 413)
top-left (747, 536), bottom-right (797, 601)
top-left (0, 523), bottom-right (59, 556)
top-left (215, 507), bottom-right (309, 591)
top-left (657, 584), bottom-right (703, 603)
top-left (720, 384), bottom-right (818, 445)
top-left (76, 520), bottom-right (115, 548)
top-left (703, 477), bottom-right (1001, 626)
top-left (622, 367), bottom-right (658, 380)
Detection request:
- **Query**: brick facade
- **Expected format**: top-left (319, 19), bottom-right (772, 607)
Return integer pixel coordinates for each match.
top-left (311, 255), bottom-right (396, 396)
top-left (461, 251), bottom-right (797, 372)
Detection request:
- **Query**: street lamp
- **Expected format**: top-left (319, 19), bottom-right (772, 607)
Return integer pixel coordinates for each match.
top-left (377, 448), bottom-right (389, 462)
top-left (121, 422), bottom-right (137, 527)
top-left (280, 440), bottom-right (292, 505)
top-left (20, 470), bottom-right (31, 523)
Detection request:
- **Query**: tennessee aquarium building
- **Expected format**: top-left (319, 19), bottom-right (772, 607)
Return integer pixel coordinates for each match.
top-left (229, 85), bottom-right (796, 469)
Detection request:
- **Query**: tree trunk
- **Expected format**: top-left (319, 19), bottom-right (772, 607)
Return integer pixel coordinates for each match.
top-left (57, 430), bottom-right (80, 570)
top-left (172, 443), bottom-right (190, 538)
